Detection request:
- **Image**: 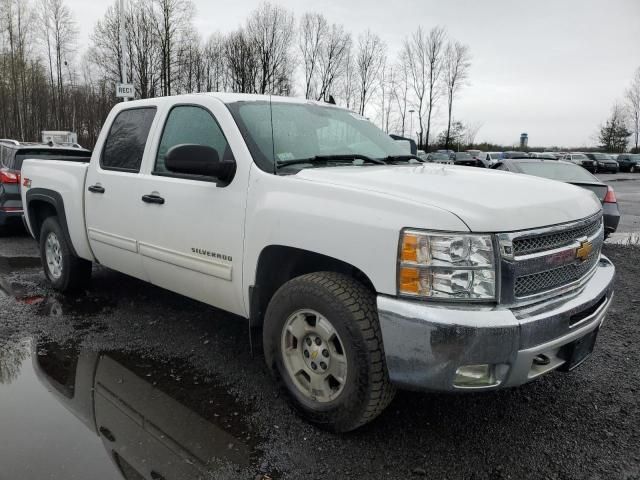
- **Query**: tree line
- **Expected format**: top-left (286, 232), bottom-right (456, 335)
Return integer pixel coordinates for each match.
top-left (598, 67), bottom-right (640, 153)
top-left (0, 0), bottom-right (473, 150)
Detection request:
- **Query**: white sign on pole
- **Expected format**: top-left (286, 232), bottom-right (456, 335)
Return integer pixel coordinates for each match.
top-left (116, 83), bottom-right (134, 99)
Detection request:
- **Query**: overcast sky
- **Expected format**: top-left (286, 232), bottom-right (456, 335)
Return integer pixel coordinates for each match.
top-left (67, 0), bottom-right (639, 147)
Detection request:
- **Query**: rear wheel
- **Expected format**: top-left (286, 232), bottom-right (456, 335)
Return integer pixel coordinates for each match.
top-left (263, 272), bottom-right (395, 432)
top-left (39, 217), bottom-right (92, 292)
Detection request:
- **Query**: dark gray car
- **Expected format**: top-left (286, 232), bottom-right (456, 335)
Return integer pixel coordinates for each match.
top-left (585, 153), bottom-right (619, 173)
top-left (0, 142), bottom-right (91, 232)
top-left (493, 158), bottom-right (620, 236)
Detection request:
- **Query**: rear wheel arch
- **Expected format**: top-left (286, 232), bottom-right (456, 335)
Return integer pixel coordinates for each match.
top-left (26, 188), bottom-right (78, 257)
top-left (250, 245), bottom-right (377, 327)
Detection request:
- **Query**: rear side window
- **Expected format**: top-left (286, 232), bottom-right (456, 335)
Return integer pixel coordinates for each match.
top-left (154, 105), bottom-right (232, 175)
top-left (101, 108), bottom-right (156, 172)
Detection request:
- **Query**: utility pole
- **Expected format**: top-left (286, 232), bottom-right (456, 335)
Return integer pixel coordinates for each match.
top-left (119, 0), bottom-right (128, 102)
top-left (409, 109), bottom-right (415, 144)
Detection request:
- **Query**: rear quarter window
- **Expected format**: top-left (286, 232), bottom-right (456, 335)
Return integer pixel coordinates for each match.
top-left (101, 107), bottom-right (156, 172)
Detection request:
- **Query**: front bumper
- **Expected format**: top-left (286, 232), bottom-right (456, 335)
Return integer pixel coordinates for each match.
top-left (378, 255), bottom-right (615, 391)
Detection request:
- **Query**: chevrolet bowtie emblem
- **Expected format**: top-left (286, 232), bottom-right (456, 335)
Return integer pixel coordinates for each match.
top-left (310, 350), bottom-right (318, 360)
top-left (576, 240), bottom-right (593, 262)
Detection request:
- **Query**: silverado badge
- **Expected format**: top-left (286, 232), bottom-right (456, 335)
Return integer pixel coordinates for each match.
top-left (576, 240), bottom-right (593, 262)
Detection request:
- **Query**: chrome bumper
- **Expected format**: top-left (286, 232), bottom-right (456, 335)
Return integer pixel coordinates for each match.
top-left (377, 255), bottom-right (615, 391)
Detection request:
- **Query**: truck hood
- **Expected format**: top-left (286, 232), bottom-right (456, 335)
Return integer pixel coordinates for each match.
top-left (294, 164), bottom-right (602, 232)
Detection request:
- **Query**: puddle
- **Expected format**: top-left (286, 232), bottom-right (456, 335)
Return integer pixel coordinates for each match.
top-left (605, 232), bottom-right (640, 245)
top-left (0, 338), bottom-right (272, 480)
top-left (0, 255), bottom-right (41, 274)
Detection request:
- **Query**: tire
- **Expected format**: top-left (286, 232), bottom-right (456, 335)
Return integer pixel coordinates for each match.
top-left (631, 165), bottom-right (637, 173)
top-left (39, 216), bottom-right (92, 292)
top-left (263, 272), bottom-right (395, 432)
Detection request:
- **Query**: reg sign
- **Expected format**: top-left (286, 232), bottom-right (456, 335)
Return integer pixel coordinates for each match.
top-left (116, 83), bottom-right (134, 98)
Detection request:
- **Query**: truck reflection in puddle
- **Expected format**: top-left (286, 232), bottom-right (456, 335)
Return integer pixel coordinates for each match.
top-left (33, 340), bottom-right (266, 480)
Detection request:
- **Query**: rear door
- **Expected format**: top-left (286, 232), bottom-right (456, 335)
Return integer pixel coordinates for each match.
top-left (84, 106), bottom-right (157, 280)
top-left (135, 99), bottom-right (248, 315)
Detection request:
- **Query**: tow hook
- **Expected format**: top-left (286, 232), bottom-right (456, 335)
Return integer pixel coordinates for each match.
top-left (533, 354), bottom-right (551, 366)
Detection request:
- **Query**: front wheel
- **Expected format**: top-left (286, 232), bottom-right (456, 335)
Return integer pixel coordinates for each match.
top-left (263, 272), bottom-right (395, 432)
top-left (631, 165), bottom-right (637, 173)
top-left (39, 216), bottom-right (92, 292)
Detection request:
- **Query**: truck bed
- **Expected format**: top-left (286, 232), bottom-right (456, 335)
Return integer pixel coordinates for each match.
top-left (21, 159), bottom-right (94, 261)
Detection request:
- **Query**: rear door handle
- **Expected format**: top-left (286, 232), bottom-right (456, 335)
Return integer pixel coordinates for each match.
top-left (142, 194), bottom-right (165, 205)
top-left (88, 185), bottom-right (105, 194)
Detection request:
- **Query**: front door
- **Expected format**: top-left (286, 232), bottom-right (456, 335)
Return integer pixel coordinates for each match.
top-left (135, 102), bottom-right (248, 316)
top-left (85, 107), bottom-right (157, 281)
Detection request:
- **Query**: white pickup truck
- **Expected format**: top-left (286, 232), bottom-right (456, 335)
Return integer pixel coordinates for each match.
top-left (21, 93), bottom-right (615, 432)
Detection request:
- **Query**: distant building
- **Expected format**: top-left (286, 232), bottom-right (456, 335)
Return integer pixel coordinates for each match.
top-left (520, 133), bottom-right (528, 149)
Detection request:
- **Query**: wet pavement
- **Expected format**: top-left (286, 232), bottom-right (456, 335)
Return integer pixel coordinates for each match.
top-left (1, 235), bottom-right (640, 480)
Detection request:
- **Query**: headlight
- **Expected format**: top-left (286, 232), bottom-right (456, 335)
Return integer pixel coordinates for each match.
top-left (398, 230), bottom-right (497, 300)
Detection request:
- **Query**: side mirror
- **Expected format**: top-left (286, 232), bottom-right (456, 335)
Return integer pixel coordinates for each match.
top-left (165, 144), bottom-right (236, 183)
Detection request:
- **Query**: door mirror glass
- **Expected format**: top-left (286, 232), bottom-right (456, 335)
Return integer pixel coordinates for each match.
top-left (165, 144), bottom-right (236, 182)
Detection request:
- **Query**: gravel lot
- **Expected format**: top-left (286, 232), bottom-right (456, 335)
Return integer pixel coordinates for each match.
top-left (0, 234), bottom-right (639, 480)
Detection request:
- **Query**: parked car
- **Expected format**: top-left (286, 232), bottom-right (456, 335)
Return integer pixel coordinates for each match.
top-left (21, 93), bottom-right (615, 432)
top-left (502, 151), bottom-right (529, 159)
top-left (529, 152), bottom-right (557, 160)
top-left (451, 151), bottom-right (484, 167)
top-left (585, 153), bottom-right (619, 173)
top-left (493, 158), bottom-right (620, 236)
top-left (484, 152), bottom-right (503, 165)
top-left (416, 149), bottom-right (429, 161)
top-left (616, 153), bottom-right (640, 173)
top-left (562, 153), bottom-right (597, 172)
top-left (425, 152), bottom-right (452, 164)
top-left (0, 141), bottom-right (91, 232)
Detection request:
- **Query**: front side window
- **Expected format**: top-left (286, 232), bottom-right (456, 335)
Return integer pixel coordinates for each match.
top-left (227, 101), bottom-right (404, 172)
top-left (101, 108), bottom-right (156, 172)
top-left (154, 105), bottom-right (232, 174)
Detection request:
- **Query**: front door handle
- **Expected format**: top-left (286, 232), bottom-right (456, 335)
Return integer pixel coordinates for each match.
top-left (88, 185), bottom-right (105, 194)
top-left (142, 194), bottom-right (165, 205)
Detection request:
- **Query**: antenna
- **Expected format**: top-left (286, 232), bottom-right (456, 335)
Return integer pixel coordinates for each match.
top-left (269, 94), bottom-right (276, 174)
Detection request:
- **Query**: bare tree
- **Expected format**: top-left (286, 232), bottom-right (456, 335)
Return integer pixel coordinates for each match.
top-left (127, 0), bottom-right (160, 98)
top-left (443, 40), bottom-right (471, 150)
top-left (626, 67), bottom-right (640, 152)
top-left (315, 23), bottom-right (350, 101)
top-left (246, 2), bottom-right (295, 95)
top-left (39, 0), bottom-right (77, 128)
top-left (203, 33), bottom-right (227, 92)
top-left (392, 51), bottom-right (410, 136)
top-left (339, 51), bottom-right (357, 110)
top-left (403, 26), bottom-right (446, 149)
top-left (224, 28), bottom-right (258, 93)
top-left (298, 12), bottom-right (326, 99)
top-left (355, 29), bottom-right (385, 116)
top-left (464, 121), bottom-right (482, 148)
top-left (153, 0), bottom-right (193, 96)
top-left (2, 0), bottom-right (31, 139)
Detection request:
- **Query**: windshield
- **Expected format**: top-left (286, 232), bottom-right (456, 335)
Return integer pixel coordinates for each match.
top-left (429, 153), bottom-right (449, 160)
top-left (572, 154), bottom-right (588, 160)
top-left (455, 153), bottom-right (472, 160)
top-left (227, 101), bottom-right (405, 172)
top-left (517, 161), bottom-right (598, 182)
top-left (591, 153), bottom-right (609, 160)
top-left (629, 154), bottom-right (640, 160)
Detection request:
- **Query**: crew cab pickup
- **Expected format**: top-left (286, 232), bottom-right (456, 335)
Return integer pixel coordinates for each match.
top-left (21, 93), bottom-right (615, 432)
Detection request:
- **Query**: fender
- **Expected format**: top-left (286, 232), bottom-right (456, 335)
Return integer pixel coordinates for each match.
top-left (26, 188), bottom-right (79, 258)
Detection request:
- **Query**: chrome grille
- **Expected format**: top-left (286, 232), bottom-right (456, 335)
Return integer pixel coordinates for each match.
top-left (514, 251), bottom-right (600, 297)
top-left (513, 217), bottom-right (602, 256)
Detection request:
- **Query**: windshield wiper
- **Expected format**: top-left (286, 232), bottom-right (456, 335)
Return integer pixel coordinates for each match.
top-left (276, 154), bottom-right (387, 169)
top-left (383, 154), bottom-right (425, 163)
